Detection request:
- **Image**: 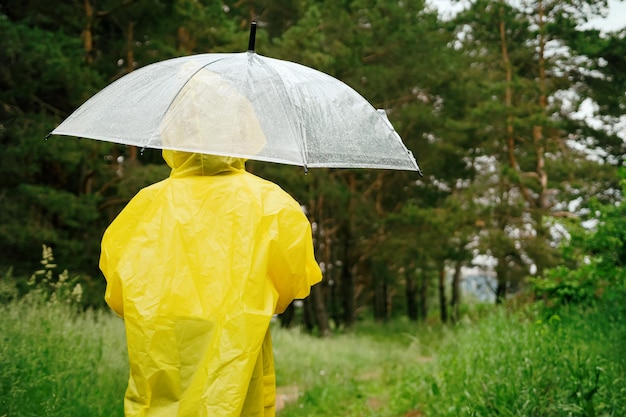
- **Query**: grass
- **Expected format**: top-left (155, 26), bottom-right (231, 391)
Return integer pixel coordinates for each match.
top-left (392, 305), bottom-right (626, 416)
top-left (271, 315), bottom-right (455, 417)
top-left (274, 302), bottom-right (626, 416)
top-left (0, 299), bottom-right (128, 416)
top-left (1, 296), bottom-right (624, 417)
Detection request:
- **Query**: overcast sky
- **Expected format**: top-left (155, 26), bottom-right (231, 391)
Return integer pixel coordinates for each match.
top-left (585, 0), bottom-right (626, 31)
top-left (429, 0), bottom-right (626, 32)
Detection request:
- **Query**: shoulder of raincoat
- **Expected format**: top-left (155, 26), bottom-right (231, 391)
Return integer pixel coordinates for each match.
top-left (100, 150), bottom-right (322, 417)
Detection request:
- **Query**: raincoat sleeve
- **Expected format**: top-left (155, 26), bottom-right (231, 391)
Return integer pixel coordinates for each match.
top-left (269, 200), bottom-right (322, 314)
top-left (99, 185), bottom-right (161, 318)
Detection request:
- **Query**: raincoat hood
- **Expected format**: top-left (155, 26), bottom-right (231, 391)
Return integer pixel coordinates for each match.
top-left (163, 149), bottom-right (246, 177)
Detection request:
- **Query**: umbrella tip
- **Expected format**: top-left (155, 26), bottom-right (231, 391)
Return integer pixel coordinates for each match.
top-left (247, 20), bottom-right (257, 52)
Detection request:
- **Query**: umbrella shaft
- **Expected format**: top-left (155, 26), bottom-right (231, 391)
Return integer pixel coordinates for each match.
top-left (248, 21), bottom-right (257, 52)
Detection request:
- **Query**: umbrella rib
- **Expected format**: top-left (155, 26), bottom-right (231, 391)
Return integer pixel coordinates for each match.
top-left (254, 56), bottom-right (309, 169)
top-left (152, 55), bottom-right (232, 151)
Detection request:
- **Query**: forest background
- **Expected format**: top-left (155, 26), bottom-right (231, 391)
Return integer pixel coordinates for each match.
top-left (1, 0), bottom-right (625, 333)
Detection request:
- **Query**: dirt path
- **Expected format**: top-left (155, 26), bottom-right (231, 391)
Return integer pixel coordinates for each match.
top-left (275, 385), bottom-right (300, 411)
top-left (276, 357), bottom-right (433, 415)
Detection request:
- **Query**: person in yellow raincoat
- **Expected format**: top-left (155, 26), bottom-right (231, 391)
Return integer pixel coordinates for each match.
top-left (100, 149), bottom-right (322, 416)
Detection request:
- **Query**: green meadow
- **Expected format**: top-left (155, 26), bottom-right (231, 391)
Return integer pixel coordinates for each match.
top-left (2, 295), bottom-right (624, 417)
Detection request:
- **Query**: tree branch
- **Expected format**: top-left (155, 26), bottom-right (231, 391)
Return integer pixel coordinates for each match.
top-left (96, 0), bottom-right (139, 18)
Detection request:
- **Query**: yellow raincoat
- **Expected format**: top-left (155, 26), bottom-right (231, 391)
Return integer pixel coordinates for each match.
top-left (100, 150), bottom-right (322, 417)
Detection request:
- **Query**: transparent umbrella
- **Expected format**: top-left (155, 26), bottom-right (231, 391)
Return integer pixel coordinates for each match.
top-left (50, 24), bottom-right (420, 173)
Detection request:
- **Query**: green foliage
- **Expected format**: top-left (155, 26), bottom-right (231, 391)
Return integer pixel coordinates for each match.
top-left (531, 265), bottom-right (601, 305)
top-left (0, 268), bottom-right (19, 304)
top-left (0, 299), bottom-right (127, 416)
top-left (567, 27), bottom-right (626, 118)
top-left (0, 16), bottom-right (103, 114)
top-left (0, 244), bottom-right (126, 415)
top-left (277, 302), bottom-right (626, 416)
top-left (273, 319), bottom-right (438, 417)
top-left (442, 0), bottom-right (623, 304)
top-left (19, 185), bottom-right (100, 229)
top-left (390, 304), bottom-right (625, 416)
top-left (1, 12), bottom-right (101, 275)
top-left (531, 169), bottom-right (626, 306)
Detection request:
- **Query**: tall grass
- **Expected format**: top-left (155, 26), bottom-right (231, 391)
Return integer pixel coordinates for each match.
top-left (273, 322), bottom-right (428, 417)
top-left (2, 296), bottom-right (624, 417)
top-left (391, 303), bottom-right (626, 416)
top-left (0, 299), bottom-right (127, 416)
top-left (275, 302), bottom-right (626, 417)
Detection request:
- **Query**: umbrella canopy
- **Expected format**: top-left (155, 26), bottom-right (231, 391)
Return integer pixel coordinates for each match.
top-left (50, 51), bottom-right (420, 172)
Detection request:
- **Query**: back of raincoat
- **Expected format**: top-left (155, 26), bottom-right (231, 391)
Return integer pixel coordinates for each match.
top-left (100, 150), bottom-right (322, 417)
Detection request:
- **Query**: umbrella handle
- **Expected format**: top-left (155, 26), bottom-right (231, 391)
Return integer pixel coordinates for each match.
top-left (247, 21), bottom-right (257, 52)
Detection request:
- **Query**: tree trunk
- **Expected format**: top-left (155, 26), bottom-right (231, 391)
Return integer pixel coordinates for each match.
top-left (438, 263), bottom-right (447, 323)
top-left (279, 303), bottom-right (295, 328)
top-left (311, 283), bottom-right (330, 337)
top-left (495, 256), bottom-right (507, 304)
top-left (82, 0), bottom-right (95, 64)
top-left (531, 1), bottom-right (551, 277)
top-left (495, 283), bottom-right (507, 304)
top-left (303, 297), bottom-right (315, 332)
top-left (450, 260), bottom-right (462, 322)
top-left (125, 21), bottom-right (138, 161)
top-left (340, 238), bottom-right (356, 327)
top-left (499, 3), bottom-right (517, 170)
top-left (372, 261), bottom-right (388, 321)
top-left (373, 277), bottom-right (387, 321)
top-left (418, 269), bottom-right (428, 321)
top-left (340, 172), bottom-right (357, 327)
top-left (405, 268), bottom-right (418, 321)
top-left (307, 176), bottom-right (331, 334)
